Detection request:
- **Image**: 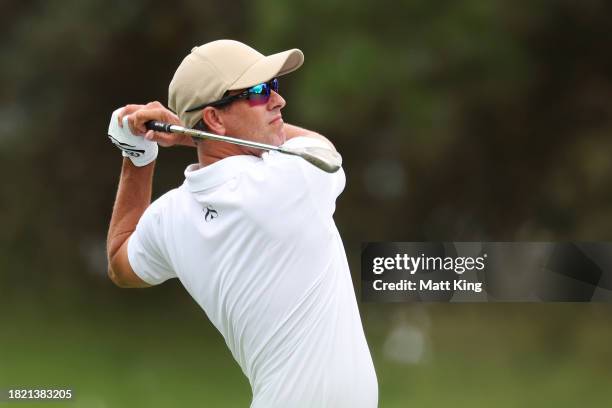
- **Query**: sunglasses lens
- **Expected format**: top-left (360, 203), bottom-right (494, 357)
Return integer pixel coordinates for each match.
top-left (247, 80), bottom-right (272, 106)
top-left (250, 83), bottom-right (267, 95)
top-left (246, 79), bottom-right (279, 106)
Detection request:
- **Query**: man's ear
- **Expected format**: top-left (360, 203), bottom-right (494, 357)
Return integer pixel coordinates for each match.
top-left (202, 107), bottom-right (226, 135)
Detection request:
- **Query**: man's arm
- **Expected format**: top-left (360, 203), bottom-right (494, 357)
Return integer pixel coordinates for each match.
top-left (106, 159), bottom-right (154, 288)
top-left (283, 123), bottom-right (336, 151)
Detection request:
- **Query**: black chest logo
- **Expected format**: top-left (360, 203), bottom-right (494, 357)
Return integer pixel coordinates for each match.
top-left (204, 205), bottom-right (218, 222)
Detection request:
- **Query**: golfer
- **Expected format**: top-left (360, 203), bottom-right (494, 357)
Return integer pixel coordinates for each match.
top-left (106, 39), bottom-right (378, 408)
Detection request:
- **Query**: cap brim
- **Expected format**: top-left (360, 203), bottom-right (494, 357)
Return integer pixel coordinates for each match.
top-left (228, 49), bottom-right (304, 90)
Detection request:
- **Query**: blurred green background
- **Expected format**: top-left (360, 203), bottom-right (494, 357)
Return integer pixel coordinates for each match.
top-left (2, 0), bottom-right (612, 406)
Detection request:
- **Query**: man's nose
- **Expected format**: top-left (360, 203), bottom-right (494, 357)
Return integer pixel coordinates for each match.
top-left (268, 90), bottom-right (286, 110)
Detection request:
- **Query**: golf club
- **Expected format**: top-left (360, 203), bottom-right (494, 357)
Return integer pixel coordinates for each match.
top-left (145, 121), bottom-right (342, 173)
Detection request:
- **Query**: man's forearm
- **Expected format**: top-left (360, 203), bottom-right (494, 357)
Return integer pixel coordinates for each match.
top-left (107, 159), bottom-right (155, 261)
top-left (284, 123), bottom-right (335, 150)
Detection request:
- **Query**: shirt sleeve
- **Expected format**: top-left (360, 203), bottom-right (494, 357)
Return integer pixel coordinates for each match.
top-left (127, 197), bottom-right (176, 285)
top-left (277, 136), bottom-right (346, 203)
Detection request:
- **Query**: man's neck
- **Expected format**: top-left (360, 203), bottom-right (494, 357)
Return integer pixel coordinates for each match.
top-left (197, 140), bottom-right (256, 167)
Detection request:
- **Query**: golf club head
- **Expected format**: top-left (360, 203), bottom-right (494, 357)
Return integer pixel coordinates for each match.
top-left (282, 146), bottom-right (343, 173)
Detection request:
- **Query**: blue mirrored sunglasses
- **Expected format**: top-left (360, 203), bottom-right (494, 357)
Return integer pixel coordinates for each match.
top-left (185, 78), bottom-right (279, 112)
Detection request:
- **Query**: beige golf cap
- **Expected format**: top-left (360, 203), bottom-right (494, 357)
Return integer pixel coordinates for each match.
top-left (169, 39), bottom-right (304, 128)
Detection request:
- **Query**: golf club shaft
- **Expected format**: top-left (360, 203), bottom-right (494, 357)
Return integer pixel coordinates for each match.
top-left (146, 121), bottom-right (284, 153)
top-left (145, 120), bottom-right (342, 173)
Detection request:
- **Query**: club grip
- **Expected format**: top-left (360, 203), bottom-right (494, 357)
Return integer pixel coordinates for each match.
top-left (145, 121), bottom-right (173, 132)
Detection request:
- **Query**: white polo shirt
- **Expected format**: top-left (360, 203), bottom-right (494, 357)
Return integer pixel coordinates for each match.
top-left (128, 137), bottom-right (378, 408)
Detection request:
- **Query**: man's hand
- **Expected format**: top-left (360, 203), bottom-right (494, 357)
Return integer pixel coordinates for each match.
top-left (118, 101), bottom-right (194, 147)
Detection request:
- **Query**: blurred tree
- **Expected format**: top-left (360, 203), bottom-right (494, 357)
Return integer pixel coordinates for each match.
top-left (1, 0), bottom-right (612, 296)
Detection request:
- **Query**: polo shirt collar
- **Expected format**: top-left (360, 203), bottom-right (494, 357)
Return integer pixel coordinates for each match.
top-left (184, 155), bottom-right (260, 193)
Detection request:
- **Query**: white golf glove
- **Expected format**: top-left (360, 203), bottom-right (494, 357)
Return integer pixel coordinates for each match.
top-left (108, 108), bottom-right (158, 167)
